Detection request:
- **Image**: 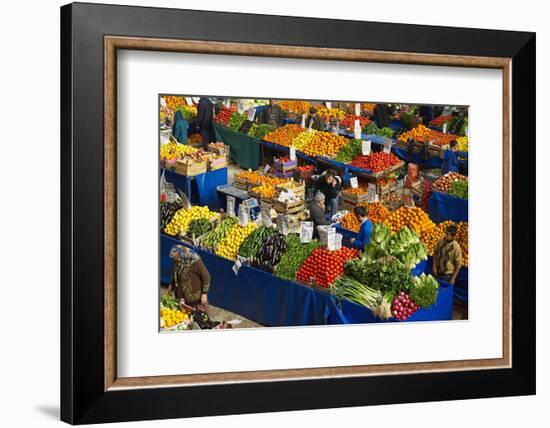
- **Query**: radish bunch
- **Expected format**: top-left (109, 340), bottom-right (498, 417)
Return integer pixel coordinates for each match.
top-left (391, 291), bottom-right (419, 321)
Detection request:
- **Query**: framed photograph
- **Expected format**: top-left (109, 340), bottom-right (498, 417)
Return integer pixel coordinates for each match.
top-left (61, 2), bottom-right (535, 424)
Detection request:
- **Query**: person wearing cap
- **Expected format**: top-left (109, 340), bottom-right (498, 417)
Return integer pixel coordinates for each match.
top-left (312, 169), bottom-right (342, 220)
top-left (307, 191), bottom-right (331, 238)
top-left (350, 206), bottom-right (373, 250)
top-left (168, 245), bottom-right (211, 308)
top-left (432, 224), bottom-right (463, 284)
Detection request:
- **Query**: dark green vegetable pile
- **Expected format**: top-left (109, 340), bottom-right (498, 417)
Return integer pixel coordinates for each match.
top-left (333, 139), bottom-right (362, 163)
top-left (274, 235), bottom-right (322, 281)
top-left (228, 112), bottom-right (247, 131)
top-left (247, 123), bottom-right (276, 139)
top-left (449, 179), bottom-right (468, 199)
top-left (252, 233), bottom-right (287, 273)
top-left (187, 218), bottom-right (212, 237)
top-left (238, 226), bottom-right (277, 259)
top-left (363, 123), bottom-right (394, 138)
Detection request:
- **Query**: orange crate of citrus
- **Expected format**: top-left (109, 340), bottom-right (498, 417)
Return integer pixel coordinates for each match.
top-left (301, 132), bottom-right (348, 157)
top-left (384, 206), bottom-right (436, 234)
top-left (263, 124), bottom-right (305, 148)
top-left (277, 100), bottom-right (311, 114)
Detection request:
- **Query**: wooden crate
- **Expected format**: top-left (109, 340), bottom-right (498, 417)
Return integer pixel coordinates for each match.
top-left (275, 182), bottom-right (305, 199)
top-left (273, 158), bottom-right (298, 172)
top-left (273, 199), bottom-right (306, 215)
top-left (174, 159), bottom-right (207, 176)
top-left (369, 161), bottom-right (405, 178)
top-left (208, 156), bottom-right (228, 171)
top-left (342, 191), bottom-right (369, 204)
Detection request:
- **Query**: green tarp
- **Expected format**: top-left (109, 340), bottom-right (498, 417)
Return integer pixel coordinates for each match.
top-left (214, 124), bottom-right (260, 170)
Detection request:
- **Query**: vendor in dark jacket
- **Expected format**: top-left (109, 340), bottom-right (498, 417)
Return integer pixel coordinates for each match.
top-left (312, 169), bottom-right (342, 220)
top-left (306, 106), bottom-right (325, 131)
top-left (373, 103), bottom-right (391, 128)
top-left (196, 96), bottom-right (215, 150)
top-left (260, 100), bottom-right (283, 127)
top-left (350, 206), bottom-right (373, 250)
top-left (308, 192), bottom-right (331, 238)
top-left (441, 140), bottom-right (460, 174)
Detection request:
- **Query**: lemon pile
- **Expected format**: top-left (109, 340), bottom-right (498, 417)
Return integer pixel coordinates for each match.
top-left (160, 141), bottom-right (197, 161)
top-left (160, 306), bottom-right (189, 329)
top-left (215, 223), bottom-right (257, 260)
top-left (456, 136), bottom-right (468, 152)
top-left (164, 206), bottom-right (217, 236)
top-left (291, 129), bottom-right (317, 150)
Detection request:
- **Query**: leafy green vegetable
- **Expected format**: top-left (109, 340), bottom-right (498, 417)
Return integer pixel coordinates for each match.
top-left (247, 123), bottom-right (276, 139)
top-left (161, 293), bottom-right (179, 310)
top-left (334, 139), bottom-right (362, 163)
top-left (187, 218), bottom-right (212, 237)
top-left (363, 123), bottom-right (394, 138)
top-left (410, 273), bottom-right (439, 308)
top-left (344, 257), bottom-right (414, 295)
top-left (332, 276), bottom-right (383, 309)
top-left (228, 112), bottom-right (247, 131)
top-left (449, 180), bottom-right (468, 199)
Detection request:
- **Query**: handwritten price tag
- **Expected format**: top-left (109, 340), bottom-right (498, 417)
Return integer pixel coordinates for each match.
top-left (350, 176), bottom-right (359, 189)
top-left (355, 103), bottom-right (361, 116)
top-left (289, 146), bottom-right (297, 161)
top-left (247, 108), bottom-right (256, 121)
top-left (383, 140), bottom-right (392, 154)
top-left (325, 102), bottom-right (332, 109)
top-left (185, 97), bottom-right (193, 106)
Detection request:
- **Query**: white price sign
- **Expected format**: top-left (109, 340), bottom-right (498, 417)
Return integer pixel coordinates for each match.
top-left (185, 97), bottom-right (193, 106)
top-left (354, 119), bottom-right (362, 139)
top-left (383, 140), bottom-right (392, 153)
top-left (442, 123), bottom-right (448, 134)
top-left (263, 164), bottom-right (271, 173)
top-left (362, 140), bottom-right (371, 155)
top-left (160, 97), bottom-right (167, 107)
top-left (301, 114), bottom-right (306, 128)
top-left (192, 97), bottom-right (200, 104)
top-left (226, 196), bottom-right (236, 217)
top-left (355, 103), bottom-right (361, 116)
top-left (232, 257), bottom-right (243, 275)
top-left (325, 102), bottom-right (332, 109)
top-left (350, 177), bottom-right (359, 189)
top-left (224, 98), bottom-right (230, 108)
top-left (238, 205), bottom-right (249, 227)
top-left (247, 108), bottom-right (256, 121)
top-left (289, 146), bottom-right (297, 161)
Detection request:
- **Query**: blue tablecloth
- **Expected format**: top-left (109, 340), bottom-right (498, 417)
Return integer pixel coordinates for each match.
top-left (393, 146), bottom-right (443, 169)
top-left (160, 234), bottom-right (454, 326)
top-left (428, 190), bottom-right (468, 223)
top-left (216, 185), bottom-right (250, 214)
top-left (162, 168), bottom-right (227, 210)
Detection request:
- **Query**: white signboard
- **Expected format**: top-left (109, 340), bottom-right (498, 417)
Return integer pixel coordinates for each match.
top-left (383, 140), bottom-right (392, 153)
top-left (442, 123), bottom-right (448, 134)
top-left (247, 108), bottom-right (256, 121)
top-left (289, 146), bottom-right (297, 161)
top-left (355, 103), bottom-right (361, 116)
top-left (226, 196), bottom-right (236, 217)
top-left (185, 97), bottom-right (193, 106)
top-left (367, 183), bottom-right (376, 202)
top-left (238, 205), bottom-right (249, 226)
top-left (350, 176), bottom-right (359, 189)
top-left (325, 102), bottom-right (332, 109)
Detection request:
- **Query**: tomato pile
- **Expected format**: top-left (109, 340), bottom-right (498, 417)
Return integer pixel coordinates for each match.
top-left (215, 107), bottom-right (236, 126)
top-left (296, 164), bottom-right (313, 172)
top-left (430, 115), bottom-right (452, 126)
top-left (350, 152), bottom-right (401, 172)
top-left (340, 115), bottom-right (371, 128)
top-left (296, 247), bottom-right (359, 288)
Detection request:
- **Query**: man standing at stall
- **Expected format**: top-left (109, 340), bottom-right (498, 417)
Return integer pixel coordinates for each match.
top-left (307, 192), bottom-right (331, 238)
top-left (196, 96), bottom-right (215, 150)
top-left (260, 99), bottom-right (283, 127)
top-left (307, 106), bottom-right (325, 131)
top-left (432, 223), bottom-right (463, 285)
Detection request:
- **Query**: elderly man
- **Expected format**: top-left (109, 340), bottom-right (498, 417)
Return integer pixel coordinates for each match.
top-left (307, 191), bottom-right (331, 238)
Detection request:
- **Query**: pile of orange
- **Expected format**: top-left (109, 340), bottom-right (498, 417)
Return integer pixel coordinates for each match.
top-left (339, 202), bottom-right (390, 232)
top-left (263, 124), bottom-right (305, 147)
top-left (398, 124), bottom-right (459, 147)
top-left (235, 171), bottom-right (288, 187)
top-left (163, 96), bottom-right (185, 110)
top-left (277, 100), bottom-right (311, 114)
top-left (397, 124), bottom-right (430, 143)
top-left (301, 132), bottom-right (348, 157)
top-left (316, 106), bottom-right (347, 121)
top-left (249, 184), bottom-right (277, 199)
top-left (342, 186), bottom-right (368, 196)
top-left (383, 206), bottom-right (436, 234)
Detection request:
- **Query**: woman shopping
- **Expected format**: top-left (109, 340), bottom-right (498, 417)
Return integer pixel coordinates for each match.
top-left (171, 110), bottom-right (189, 144)
top-left (168, 245), bottom-right (211, 310)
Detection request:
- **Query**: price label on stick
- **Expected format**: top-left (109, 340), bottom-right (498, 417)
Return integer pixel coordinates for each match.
top-left (354, 119), bottom-right (362, 139)
top-left (289, 146), bottom-right (297, 161)
top-left (325, 102), bottom-right (332, 109)
top-left (247, 108), bottom-right (256, 121)
top-left (224, 98), bottom-right (230, 108)
top-left (355, 103), bottom-right (361, 116)
top-left (442, 123), bottom-right (448, 134)
top-left (263, 164), bottom-right (271, 174)
top-left (261, 206), bottom-right (272, 227)
top-left (383, 139), bottom-right (392, 154)
top-left (232, 257), bottom-right (243, 275)
top-left (185, 97), bottom-right (193, 106)
top-left (362, 140), bottom-right (371, 155)
top-left (160, 97), bottom-right (167, 107)
top-left (301, 114), bottom-right (306, 128)
top-left (300, 221), bottom-right (313, 243)
top-left (350, 176), bottom-right (359, 189)
top-left (192, 97), bottom-right (200, 104)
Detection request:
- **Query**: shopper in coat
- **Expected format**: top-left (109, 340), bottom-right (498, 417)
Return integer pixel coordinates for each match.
top-left (307, 192), bottom-right (331, 238)
top-left (168, 245), bottom-right (211, 308)
top-left (306, 107), bottom-right (325, 131)
top-left (350, 206), bottom-right (373, 250)
top-left (260, 100), bottom-right (283, 127)
top-left (312, 169), bottom-right (342, 220)
top-left (196, 96), bottom-right (216, 150)
top-left (171, 110), bottom-right (189, 145)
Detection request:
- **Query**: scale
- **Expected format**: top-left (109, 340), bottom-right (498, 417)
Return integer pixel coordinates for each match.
top-left (241, 198), bottom-right (260, 221)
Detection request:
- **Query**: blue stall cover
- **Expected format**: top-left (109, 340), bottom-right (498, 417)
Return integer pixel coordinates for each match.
top-left (428, 190), bottom-right (468, 223)
top-left (160, 234), bottom-right (454, 326)
top-left (163, 168), bottom-right (228, 210)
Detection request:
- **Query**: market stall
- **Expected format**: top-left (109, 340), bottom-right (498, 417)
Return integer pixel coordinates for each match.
top-left (159, 97), bottom-right (469, 328)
